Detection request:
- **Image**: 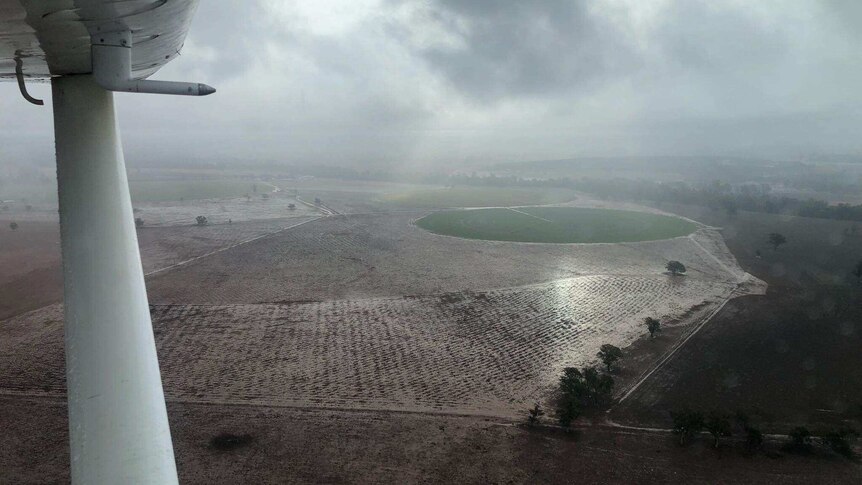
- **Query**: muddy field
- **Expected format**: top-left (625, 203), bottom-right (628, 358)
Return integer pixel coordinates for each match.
top-left (3, 185), bottom-right (805, 482)
top-left (133, 194), bottom-right (319, 227)
top-left (2, 397), bottom-right (858, 485)
top-left (145, 213), bottom-right (751, 304)
top-left (1, 272), bottom-right (741, 417)
top-left (1, 195), bottom-right (759, 418)
top-left (0, 214), bottom-right (317, 319)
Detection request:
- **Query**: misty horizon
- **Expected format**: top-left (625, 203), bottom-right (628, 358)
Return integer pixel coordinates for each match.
top-left (3, 0), bottom-right (862, 169)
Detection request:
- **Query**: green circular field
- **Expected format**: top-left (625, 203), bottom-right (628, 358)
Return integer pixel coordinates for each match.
top-left (416, 207), bottom-right (697, 243)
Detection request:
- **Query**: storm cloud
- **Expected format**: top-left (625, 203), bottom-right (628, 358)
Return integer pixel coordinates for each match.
top-left (1, 0), bottom-right (862, 168)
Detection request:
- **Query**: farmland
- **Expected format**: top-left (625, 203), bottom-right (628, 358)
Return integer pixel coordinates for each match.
top-left (8, 180), bottom-right (862, 483)
top-left (416, 207), bottom-right (698, 243)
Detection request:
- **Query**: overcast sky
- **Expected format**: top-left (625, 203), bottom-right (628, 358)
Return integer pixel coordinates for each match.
top-left (2, 0), bottom-right (862, 171)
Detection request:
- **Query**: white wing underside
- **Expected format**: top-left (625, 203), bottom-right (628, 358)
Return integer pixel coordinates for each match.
top-left (0, 0), bottom-right (198, 80)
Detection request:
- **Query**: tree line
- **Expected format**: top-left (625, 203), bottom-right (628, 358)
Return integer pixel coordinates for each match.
top-left (446, 174), bottom-right (862, 223)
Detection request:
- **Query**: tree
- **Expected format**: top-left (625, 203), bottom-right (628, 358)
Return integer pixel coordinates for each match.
top-left (9, 221), bottom-right (18, 230)
top-left (823, 428), bottom-right (858, 458)
top-left (135, 217), bottom-right (144, 228)
top-left (722, 199), bottom-right (738, 218)
top-left (734, 410), bottom-right (763, 452)
top-left (768, 232), bottom-right (787, 250)
top-left (580, 366), bottom-right (614, 408)
top-left (195, 215), bottom-right (208, 226)
top-left (745, 426), bottom-right (764, 452)
top-left (671, 409), bottom-right (704, 446)
top-left (666, 260), bottom-right (686, 275)
top-left (597, 344), bottom-right (623, 372)
top-left (557, 367), bottom-right (584, 427)
top-left (556, 366), bottom-right (615, 427)
top-left (787, 426), bottom-right (812, 452)
top-left (852, 260), bottom-right (862, 283)
top-left (645, 317), bottom-right (661, 338)
top-left (527, 403), bottom-right (544, 427)
top-left (704, 412), bottom-right (732, 448)
top-left (288, 203), bottom-right (296, 210)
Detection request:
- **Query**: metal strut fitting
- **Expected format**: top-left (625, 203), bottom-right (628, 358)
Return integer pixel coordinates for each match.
top-left (91, 31), bottom-right (215, 96)
top-left (15, 54), bottom-right (44, 105)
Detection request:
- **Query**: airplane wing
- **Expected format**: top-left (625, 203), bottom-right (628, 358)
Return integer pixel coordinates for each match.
top-left (0, 0), bottom-right (199, 80)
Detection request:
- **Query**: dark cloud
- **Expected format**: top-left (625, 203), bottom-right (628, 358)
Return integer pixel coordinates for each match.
top-left (2, 0), bottom-right (862, 168)
top-left (403, 0), bottom-right (637, 102)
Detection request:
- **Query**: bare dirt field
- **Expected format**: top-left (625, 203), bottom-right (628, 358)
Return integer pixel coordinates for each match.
top-left (145, 213), bottom-right (750, 304)
top-left (0, 213), bottom-right (317, 319)
top-left (2, 397), bottom-right (859, 485)
top-left (0, 219), bottom-right (62, 320)
top-left (18, 185), bottom-right (862, 483)
top-left (1, 270), bottom-right (741, 416)
top-left (133, 194), bottom-right (319, 227)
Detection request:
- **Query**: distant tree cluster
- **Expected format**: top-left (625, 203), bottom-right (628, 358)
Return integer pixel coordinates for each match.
top-left (441, 173), bottom-right (862, 223)
top-left (556, 366), bottom-right (614, 427)
top-left (669, 409), bottom-right (858, 458)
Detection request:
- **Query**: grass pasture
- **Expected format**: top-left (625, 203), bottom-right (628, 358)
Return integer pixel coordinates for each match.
top-left (382, 186), bottom-right (575, 209)
top-left (416, 207), bottom-right (697, 243)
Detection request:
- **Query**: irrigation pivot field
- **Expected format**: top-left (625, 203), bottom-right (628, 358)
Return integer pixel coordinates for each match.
top-left (416, 207), bottom-right (698, 243)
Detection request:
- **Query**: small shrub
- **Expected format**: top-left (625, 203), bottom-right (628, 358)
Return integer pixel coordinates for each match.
top-left (745, 426), bottom-right (764, 451)
top-left (823, 428), bottom-right (858, 458)
top-left (210, 432), bottom-right (254, 451)
top-left (671, 409), bottom-right (704, 446)
top-left (785, 426), bottom-right (812, 453)
top-left (666, 260), bottom-right (686, 275)
top-left (527, 403), bottom-right (544, 427)
top-left (645, 317), bottom-right (661, 338)
top-left (195, 215), bottom-right (208, 226)
top-left (9, 221), bottom-right (18, 230)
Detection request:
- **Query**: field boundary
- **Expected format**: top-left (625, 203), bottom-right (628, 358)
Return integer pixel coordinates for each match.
top-left (145, 216), bottom-right (323, 277)
top-left (611, 291), bottom-right (737, 407)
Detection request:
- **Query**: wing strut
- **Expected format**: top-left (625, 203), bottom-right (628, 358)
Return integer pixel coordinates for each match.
top-left (54, 75), bottom-right (179, 484)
